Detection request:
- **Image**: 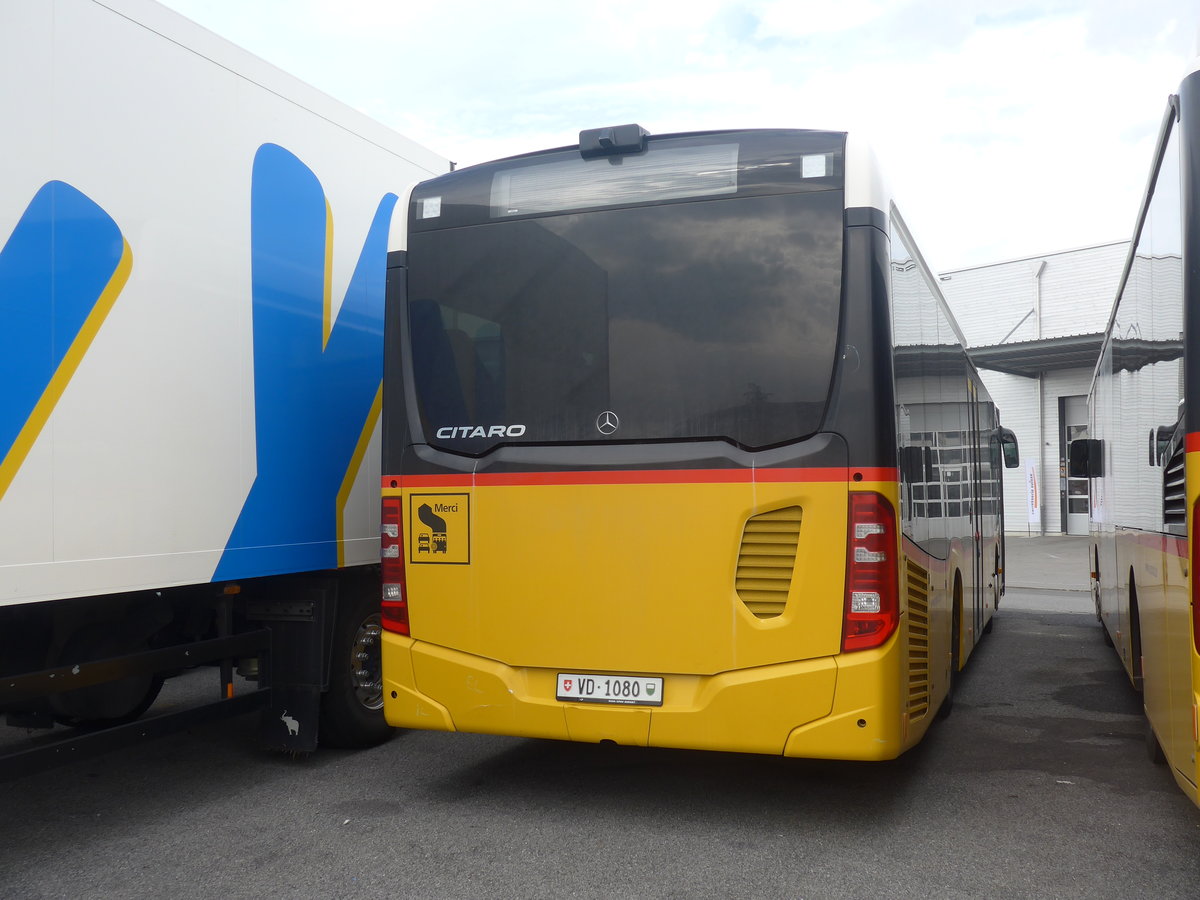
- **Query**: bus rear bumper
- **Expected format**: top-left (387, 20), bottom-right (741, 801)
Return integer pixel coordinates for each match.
top-left (782, 644), bottom-right (909, 761)
top-left (382, 633), bottom-right (910, 759)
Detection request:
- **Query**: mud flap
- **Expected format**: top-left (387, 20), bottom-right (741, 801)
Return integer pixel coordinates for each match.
top-left (248, 587), bottom-right (331, 754)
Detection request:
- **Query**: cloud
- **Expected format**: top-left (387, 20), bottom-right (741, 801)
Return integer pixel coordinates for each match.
top-left (750, 0), bottom-right (895, 39)
top-left (160, 0), bottom-right (1199, 267)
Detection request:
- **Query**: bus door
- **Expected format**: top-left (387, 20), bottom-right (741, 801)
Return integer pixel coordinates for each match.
top-left (967, 381), bottom-right (984, 636)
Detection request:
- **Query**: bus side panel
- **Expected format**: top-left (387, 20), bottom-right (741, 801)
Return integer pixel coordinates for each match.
top-left (1091, 337), bottom-right (1120, 652)
top-left (1089, 69), bottom-right (1197, 806)
top-left (1111, 529), bottom-right (1141, 686)
top-left (1136, 532), bottom-right (1171, 742)
top-left (1154, 520), bottom-right (1195, 797)
top-left (874, 539), bottom-right (951, 754)
top-left (888, 206), bottom-right (1003, 707)
top-left (1177, 62), bottom-right (1200, 806)
top-left (1189, 613), bottom-right (1200, 802)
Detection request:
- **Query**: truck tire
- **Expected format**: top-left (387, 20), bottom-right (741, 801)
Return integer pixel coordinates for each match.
top-left (318, 586), bottom-right (394, 748)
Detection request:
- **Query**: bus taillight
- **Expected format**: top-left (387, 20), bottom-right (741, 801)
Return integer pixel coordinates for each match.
top-left (842, 491), bottom-right (899, 653)
top-left (381, 497), bottom-right (409, 635)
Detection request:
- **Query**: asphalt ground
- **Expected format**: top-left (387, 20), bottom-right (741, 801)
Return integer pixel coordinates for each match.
top-left (1004, 534), bottom-right (1091, 593)
top-left (1, 540), bottom-right (1198, 899)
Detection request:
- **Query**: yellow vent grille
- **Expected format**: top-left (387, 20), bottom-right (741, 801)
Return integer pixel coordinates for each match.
top-left (906, 558), bottom-right (931, 721)
top-left (735, 506), bottom-right (802, 619)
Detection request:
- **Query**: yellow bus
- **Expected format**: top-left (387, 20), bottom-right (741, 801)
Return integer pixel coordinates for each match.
top-left (379, 126), bottom-right (1018, 760)
top-left (1069, 62), bottom-right (1200, 806)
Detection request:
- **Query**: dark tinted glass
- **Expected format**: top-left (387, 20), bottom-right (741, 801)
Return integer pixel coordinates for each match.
top-left (407, 189), bottom-right (843, 453)
top-left (411, 129), bottom-right (845, 233)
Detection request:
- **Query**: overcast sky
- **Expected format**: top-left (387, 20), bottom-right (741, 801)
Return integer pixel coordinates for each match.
top-left (159, 0), bottom-right (1198, 271)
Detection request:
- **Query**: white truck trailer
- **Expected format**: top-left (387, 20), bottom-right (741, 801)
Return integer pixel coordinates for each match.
top-left (0, 0), bottom-right (449, 772)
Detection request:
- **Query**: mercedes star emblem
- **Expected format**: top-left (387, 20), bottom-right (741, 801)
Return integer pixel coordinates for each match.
top-left (596, 410), bottom-right (620, 435)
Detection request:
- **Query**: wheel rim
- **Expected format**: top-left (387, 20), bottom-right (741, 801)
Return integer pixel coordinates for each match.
top-left (350, 613), bottom-right (384, 710)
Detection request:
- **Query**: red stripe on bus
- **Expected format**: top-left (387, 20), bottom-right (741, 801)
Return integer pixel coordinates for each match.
top-left (383, 467), bottom-right (899, 489)
top-left (1187, 432), bottom-right (1200, 452)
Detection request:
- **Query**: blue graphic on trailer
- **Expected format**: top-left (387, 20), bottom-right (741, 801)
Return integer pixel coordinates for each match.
top-left (0, 182), bottom-right (130, 500)
top-left (214, 144), bottom-right (398, 579)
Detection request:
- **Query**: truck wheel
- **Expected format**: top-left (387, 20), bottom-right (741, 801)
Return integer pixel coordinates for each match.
top-left (318, 588), bottom-right (394, 748)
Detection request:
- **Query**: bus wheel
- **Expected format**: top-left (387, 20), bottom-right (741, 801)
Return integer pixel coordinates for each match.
top-left (1145, 718), bottom-right (1166, 765)
top-left (1092, 547), bottom-right (1103, 622)
top-left (937, 591), bottom-right (962, 720)
top-left (1096, 584), bottom-right (1113, 646)
top-left (318, 585), bottom-right (394, 748)
top-left (995, 547), bottom-right (1002, 608)
top-left (983, 549), bottom-right (999, 634)
top-left (1128, 573), bottom-right (1144, 692)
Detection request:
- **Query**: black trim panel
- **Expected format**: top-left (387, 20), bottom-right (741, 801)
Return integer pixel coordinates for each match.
top-left (844, 206), bottom-right (886, 233)
top-left (1181, 71), bottom-right (1200, 435)
top-left (394, 432), bottom-right (850, 478)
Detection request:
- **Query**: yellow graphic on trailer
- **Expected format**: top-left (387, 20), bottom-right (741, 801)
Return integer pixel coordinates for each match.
top-left (410, 493), bottom-right (470, 564)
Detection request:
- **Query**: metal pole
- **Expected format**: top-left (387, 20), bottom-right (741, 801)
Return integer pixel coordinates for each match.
top-left (1033, 260), bottom-right (1047, 536)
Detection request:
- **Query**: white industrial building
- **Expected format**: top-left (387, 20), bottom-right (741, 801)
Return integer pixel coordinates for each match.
top-left (938, 241), bottom-right (1129, 535)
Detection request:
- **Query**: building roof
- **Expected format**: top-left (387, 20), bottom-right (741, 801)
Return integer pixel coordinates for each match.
top-left (968, 333), bottom-right (1105, 378)
top-left (940, 240), bottom-right (1128, 277)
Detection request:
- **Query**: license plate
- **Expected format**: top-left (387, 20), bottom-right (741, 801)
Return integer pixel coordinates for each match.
top-left (556, 673), bottom-right (663, 707)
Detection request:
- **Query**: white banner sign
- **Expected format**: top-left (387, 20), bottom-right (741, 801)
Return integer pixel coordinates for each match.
top-left (1025, 460), bottom-right (1040, 525)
